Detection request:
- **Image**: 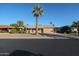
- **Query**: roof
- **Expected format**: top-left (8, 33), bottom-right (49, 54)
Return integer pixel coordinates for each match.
top-left (26, 25), bottom-right (53, 28)
top-left (0, 25), bottom-right (16, 29)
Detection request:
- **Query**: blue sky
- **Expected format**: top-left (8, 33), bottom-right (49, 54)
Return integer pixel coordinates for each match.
top-left (0, 3), bottom-right (79, 27)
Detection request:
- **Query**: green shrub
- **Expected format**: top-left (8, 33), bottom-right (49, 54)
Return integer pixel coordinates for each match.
top-left (9, 29), bottom-right (17, 33)
top-left (17, 30), bottom-right (26, 33)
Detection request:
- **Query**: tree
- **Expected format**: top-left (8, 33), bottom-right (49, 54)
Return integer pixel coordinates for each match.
top-left (10, 24), bottom-right (17, 27)
top-left (60, 26), bottom-right (71, 34)
top-left (16, 20), bottom-right (27, 33)
top-left (71, 21), bottom-right (79, 35)
top-left (17, 20), bottom-right (24, 30)
top-left (17, 20), bottom-right (24, 27)
top-left (10, 20), bottom-right (27, 33)
top-left (32, 4), bottom-right (43, 35)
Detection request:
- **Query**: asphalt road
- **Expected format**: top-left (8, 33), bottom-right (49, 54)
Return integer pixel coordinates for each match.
top-left (0, 39), bottom-right (79, 56)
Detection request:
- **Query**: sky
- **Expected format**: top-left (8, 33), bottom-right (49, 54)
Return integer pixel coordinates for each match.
top-left (0, 3), bottom-right (79, 27)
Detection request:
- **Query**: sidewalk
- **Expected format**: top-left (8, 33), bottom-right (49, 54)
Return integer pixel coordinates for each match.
top-left (0, 33), bottom-right (77, 39)
top-left (0, 33), bottom-right (54, 39)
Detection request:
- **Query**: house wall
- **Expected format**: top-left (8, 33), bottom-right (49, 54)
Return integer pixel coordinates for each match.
top-left (28, 29), bottom-right (42, 34)
top-left (27, 27), bottom-right (54, 34)
top-left (43, 28), bottom-right (54, 33)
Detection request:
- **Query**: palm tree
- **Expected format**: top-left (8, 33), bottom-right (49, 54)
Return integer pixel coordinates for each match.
top-left (32, 4), bottom-right (43, 35)
top-left (71, 21), bottom-right (79, 35)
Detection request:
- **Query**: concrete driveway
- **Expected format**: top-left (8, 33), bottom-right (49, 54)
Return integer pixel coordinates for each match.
top-left (43, 33), bottom-right (79, 39)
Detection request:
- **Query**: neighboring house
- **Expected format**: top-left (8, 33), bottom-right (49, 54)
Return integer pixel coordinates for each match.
top-left (0, 25), bottom-right (16, 32)
top-left (26, 25), bottom-right (54, 33)
top-left (71, 27), bottom-right (78, 33)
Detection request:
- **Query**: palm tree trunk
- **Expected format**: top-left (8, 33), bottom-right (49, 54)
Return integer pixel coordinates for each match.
top-left (36, 16), bottom-right (38, 35)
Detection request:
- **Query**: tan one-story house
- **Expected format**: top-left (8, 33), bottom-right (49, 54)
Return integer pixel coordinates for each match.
top-left (26, 25), bottom-right (54, 33)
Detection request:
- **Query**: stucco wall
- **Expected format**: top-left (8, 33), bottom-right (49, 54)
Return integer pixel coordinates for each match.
top-left (27, 27), bottom-right (54, 34)
top-left (43, 28), bottom-right (54, 33)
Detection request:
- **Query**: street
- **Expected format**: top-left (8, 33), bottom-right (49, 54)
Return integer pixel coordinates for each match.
top-left (0, 39), bottom-right (79, 56)
top-left (0, 33), bottom-right (78, 56)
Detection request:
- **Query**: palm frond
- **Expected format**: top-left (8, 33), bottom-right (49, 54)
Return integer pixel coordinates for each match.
top-left (32, 5), bottom-right (43, 16)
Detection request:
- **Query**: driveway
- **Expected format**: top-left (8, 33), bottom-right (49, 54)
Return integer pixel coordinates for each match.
top-left (42, 33), bottom-right (79, 39)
